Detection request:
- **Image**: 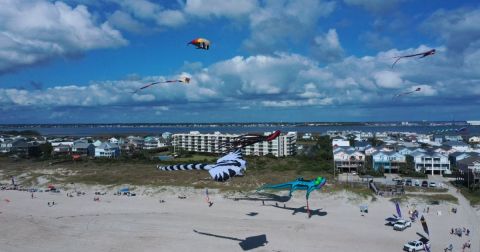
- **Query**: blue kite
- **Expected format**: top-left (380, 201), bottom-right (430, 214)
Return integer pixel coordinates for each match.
top-left (257, 177), bottom-right (327, 216)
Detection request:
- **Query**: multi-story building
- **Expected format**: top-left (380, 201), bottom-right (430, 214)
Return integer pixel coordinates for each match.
top-left (372, 151), bottom-right (406, 173)
top-left (411, 151), bottom-right (451, 175)
top-left (95, 142), bottom-right (120, 158)
top-left (172, 131), bottom-right (297, 157)
top-left (333, 147), bottom-right (365, 173)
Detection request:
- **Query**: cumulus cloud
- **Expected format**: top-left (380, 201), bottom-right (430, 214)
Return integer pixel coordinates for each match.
top-left (184, 0), bottom-right (258, 18)
top-left (312, 29), bottom-right (344, 63)
top-left (108, 0), bottom-right (186, 29)
top-left (243, 0), bottom-right (336, 53)
top-left (0, 0), bottom-right (127, 73)
top-left (423, 8), bottom-right (480, 56)
top-left (1, 42), bottom-right (480, 122)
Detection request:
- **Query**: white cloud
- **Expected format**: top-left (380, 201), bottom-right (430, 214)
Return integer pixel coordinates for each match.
top-left (107, 10), bottom-right (147, 33)
top-left (0, 0), bottom-right (126, 73)
top-left (312, 29), bottom-right (344, 63)
top-left (373, 71), bottom-right (404, 88)
top-left (243, 0), bottom-right (336, 53)
top-left (184, 0), bottom-right (258, 18)
top-left (423, 8), bottom-right (480, 55)
top-left (1, 43), bottom-right (480, 117)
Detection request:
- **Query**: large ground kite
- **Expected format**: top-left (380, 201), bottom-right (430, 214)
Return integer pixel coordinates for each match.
top-left (188, 38), bottom-right (210, 50)
top-left (257, 177), bottom-right (327, 216)
top-left (132, 77), bottom-right (190, 93)
top-left (158, 131), bottom-right (281, 182)
top-left (391, 49), bottom-right (436, 68)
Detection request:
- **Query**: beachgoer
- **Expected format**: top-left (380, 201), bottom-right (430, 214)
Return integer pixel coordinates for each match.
top-left (427, 206), bottom-right (429, 213)
top-left (209, 202), bottom-right (213, 207)
top-left (31, 193), bottom-right (34, 199)
top-left (262, 200), bottom-right (265, 205)
top-left (466, 229), bottom-right (470, 236)
top-left (451, 228), bottom-right (454, 234)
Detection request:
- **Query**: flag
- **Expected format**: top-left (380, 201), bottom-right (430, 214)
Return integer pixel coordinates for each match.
top-left (421, 215), bottom-right (429, 236)
top-left (395, 201), bottom-right (402, 219)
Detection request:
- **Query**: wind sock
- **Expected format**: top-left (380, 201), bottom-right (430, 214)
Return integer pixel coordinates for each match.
top-left (395, 201), bottom-right (402, 219)
top-left (420, 215), bottom-right (429, 236)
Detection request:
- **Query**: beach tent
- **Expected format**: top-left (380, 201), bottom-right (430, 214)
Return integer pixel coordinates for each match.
top-left (119, 188), bottom-right (130, 193)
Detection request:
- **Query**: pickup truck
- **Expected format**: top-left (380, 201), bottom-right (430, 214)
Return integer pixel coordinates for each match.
top-left (394, 219), bottom-right (412, 231)
top-left (403, 238), bottom-right (429, 252)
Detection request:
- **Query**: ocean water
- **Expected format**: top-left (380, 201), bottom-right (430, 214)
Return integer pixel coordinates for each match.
top-left (1, 125), bottom-right (479, 136)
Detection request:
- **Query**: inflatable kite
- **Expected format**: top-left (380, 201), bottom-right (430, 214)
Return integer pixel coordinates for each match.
top-left (158, 131), bottom-right (281, 182)
top-left (391, 49), bottom-right (436, 68)
top-left (158, 149), bottom-right (245, 182)
top-left (257, 177), bottom-right (327, 215)
top-left (132, 77), bottom-right (190, 93)
top-left (188, 38), bottom-right (210, 50)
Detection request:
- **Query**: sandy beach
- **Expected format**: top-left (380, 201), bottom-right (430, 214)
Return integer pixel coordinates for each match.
top-left (0, 184), bottom-right (478, 252)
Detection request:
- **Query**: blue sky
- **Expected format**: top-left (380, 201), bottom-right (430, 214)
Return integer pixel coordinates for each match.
top-left (0, 0), bottom-right (479, 123)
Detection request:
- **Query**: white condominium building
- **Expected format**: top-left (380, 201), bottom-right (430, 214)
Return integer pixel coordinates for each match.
top-left (172, 131), bottom-right (297, 157)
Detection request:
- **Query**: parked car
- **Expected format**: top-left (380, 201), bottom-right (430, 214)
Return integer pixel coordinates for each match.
top-left (414, 180), bottom-right (420, 186)
top-left (405, 179), bottom-right (412, 186)
top-left (394, 219), bottom-right (412, 231)
top-left (403, 238), bottom-right (429, 252)
top-left (429, 182), bottom-right (436, 187)
top-left (421, 180), bottom-right (429, 187)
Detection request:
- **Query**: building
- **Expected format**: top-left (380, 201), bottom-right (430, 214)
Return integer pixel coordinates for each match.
top-left (172, 131), bottom-right (297, 157)
top-left (372, 151), bottom-right (406, 173)
top-left (244, 132), bottom-right (297, 157)
top-left (143, 136), bottom-right (167, 149)
top-left (354, 141), bottom-right (371, 152)
top-left (95, 142), bottom-right (120, 158)
top-left (72, 141), bottom-right (95, 157)
top-left (443, 141), bottom-right (469, 152)
top-left (52, 144), bottom-right (71, 156)
top-left (333, 148), bottom-right (365, 173)
top-left (469, 136), bottom-right (480, 143)
top-left (0, 140), bottom-right (13, 153)
top-left (467, 121), bottom-right (480, 126)
top-left (411, 151), bottom-right (451, 175)
top-left (449, 152), bottom-right (478, 167)
top-left (457, 156), bottom-right (480, 186)
top-left (332, 138), bottom-right (350, 147)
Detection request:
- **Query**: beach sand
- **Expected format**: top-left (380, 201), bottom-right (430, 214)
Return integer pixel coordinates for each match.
top-left (0, 186), bottom-right (478, 252)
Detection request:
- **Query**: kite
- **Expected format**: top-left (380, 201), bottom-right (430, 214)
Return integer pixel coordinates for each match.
top-left (131, 77), bottom-right (190, 93)
top-left (420, 215), bottom-right (429, 236)
top-left (395, 201), bottom-right (402, 219)
top-left (220, 130), bottom-right (281, 151)
top-left (391, 49), bottom-right (436, 68)
top-left (188, 38), bottom-right (210, 50)
top-left (256, 177), bottom-right (327, 216)
top-left (394, 87), bottom-right (421, 97)
top-left (158, 149), bottom-right (246, 182)
top-left (157, 131), bottom-right (281, 182)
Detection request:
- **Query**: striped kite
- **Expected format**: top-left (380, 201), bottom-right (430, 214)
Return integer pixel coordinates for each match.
top-left (132, 77), bottom-right (190, 93)
top-left (158, 131), bottom-right (281, 182)
top-left (188, 38), bottom-right (210, 50)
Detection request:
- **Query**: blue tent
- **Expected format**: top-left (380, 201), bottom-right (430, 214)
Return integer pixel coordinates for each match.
top-left (119, 188), bottom-right (130, 193)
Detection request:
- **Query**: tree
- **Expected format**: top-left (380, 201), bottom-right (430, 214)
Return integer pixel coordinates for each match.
top-left (39, 143), bottom-right (53, 158)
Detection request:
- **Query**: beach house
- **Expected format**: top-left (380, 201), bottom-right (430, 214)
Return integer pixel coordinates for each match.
top-left (372, 151), bottom-right (406, 173)
top-left (412, 151), bottom-right (451, 175)
top-left (95, 142), bottom-right (120, 158)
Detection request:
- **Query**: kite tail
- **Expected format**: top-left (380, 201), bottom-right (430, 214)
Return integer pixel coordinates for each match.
top-left (158, 163), bottom-right (213, 171)
top-left (256, 183), bottom-right (292, 192)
